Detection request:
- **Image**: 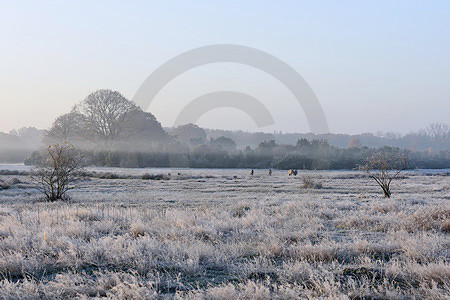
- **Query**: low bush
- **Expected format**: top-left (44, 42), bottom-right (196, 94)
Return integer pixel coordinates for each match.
top-left (301, 175), bottom-right (323, 189)
top-left (0, 178), bottom-right (21, 190)
top-left (142, 173), bottom-right (169, 180)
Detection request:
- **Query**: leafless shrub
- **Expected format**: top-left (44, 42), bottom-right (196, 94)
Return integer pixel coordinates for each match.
top-left (0, 180), bottom-right (11, 190)
top-left (142, 173), bottom-right (169, 180)
top-left (30, 143), bottom-right (84, 201)
top-left (301, 175), bottom-right (323, 189)
top-left (87, 172), bottom-right (133, 180)
top-left (100, 172), bottom-right (120, 179)
top-left (0, 170), bottom-right (29, 176)
top-left (360, 152), bottom-right (408, 198)
top-left (0, 178), bottom-right (21, 190)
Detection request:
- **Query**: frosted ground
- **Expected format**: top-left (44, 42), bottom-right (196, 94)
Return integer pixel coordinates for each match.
top-left (0, 165), bottom-right (449, 299)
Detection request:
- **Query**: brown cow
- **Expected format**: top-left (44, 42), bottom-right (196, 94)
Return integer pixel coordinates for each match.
top-left (288, 169), bottom-right (298, 176)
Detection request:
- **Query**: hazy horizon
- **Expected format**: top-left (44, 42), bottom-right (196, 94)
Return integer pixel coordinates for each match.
top-left (1, 1), bottom-right (449, 135)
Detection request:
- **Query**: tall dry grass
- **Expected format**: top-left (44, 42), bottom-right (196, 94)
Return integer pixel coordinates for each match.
top-left (0, 170), bottom-right (448, 298)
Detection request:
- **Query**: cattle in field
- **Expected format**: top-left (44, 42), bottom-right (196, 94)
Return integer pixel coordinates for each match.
top-left (288, 169), bottom-right (298, 176)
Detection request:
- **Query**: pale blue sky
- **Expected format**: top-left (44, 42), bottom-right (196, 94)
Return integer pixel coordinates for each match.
top-left (0, 1), bottom-right (449, 134)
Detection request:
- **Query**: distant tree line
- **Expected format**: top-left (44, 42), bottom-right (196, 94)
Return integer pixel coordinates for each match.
top-left (204, 123), bottom-right (450, 152)
top-left (2, 89), bottom-right (448, 169)
top-left (24, 139), bottom-right (450, 170)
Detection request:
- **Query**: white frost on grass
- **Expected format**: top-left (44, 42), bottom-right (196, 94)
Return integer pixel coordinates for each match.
top-left (0, 169), bottom-right (448, 298)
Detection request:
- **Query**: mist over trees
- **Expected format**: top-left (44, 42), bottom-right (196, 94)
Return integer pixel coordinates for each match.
top-left (45, 90), bottom-right (168, 150)
top-left (45, 112), bottom-right (86, 142)
top-left (30, 138), bottom-right (445, 170)
top-left (0, 127), bottom-right (45, 163)
top-left (204, 123), bottom-right (450, 152)
top-left (0, 89), bottom-right (449, 168)
top-left (169, 124), bottom-right (207, 146)
top-left (75, 90), bottom-right (141, 142)
top-left (9, 127), bottom-right (44, 149)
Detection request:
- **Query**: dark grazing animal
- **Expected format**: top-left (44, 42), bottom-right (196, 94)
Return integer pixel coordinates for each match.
top-left (288, 169), bottom-right (298, 176)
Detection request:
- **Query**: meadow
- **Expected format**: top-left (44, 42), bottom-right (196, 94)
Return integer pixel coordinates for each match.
top-left (0, 168), bottom-right (449, 299)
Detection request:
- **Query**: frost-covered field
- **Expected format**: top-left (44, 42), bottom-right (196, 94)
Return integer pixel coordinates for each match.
top-left (0, 167), bottom-right (449, 299)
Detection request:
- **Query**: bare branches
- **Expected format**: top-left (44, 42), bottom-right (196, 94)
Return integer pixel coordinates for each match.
top-left (360, 152), bottom-right (408, 198)
top-left (75, 90), bottom-right (141, 143)
top-left (44, 111), bottom-right (86, 143)
top-left (30, 143), bottom-right (84, 201)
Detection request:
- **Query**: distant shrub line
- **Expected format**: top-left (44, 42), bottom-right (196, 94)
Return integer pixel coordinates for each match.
top-left (23, 143), bottom-right (450, 170)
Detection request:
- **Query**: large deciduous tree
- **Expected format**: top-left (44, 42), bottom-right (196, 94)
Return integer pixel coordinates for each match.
top-left (45, 90), bottom-right (169, 147)
top-left (74, 89), bottom-right (141, 142)
top-left (45, 111), bottom-right (86, 143)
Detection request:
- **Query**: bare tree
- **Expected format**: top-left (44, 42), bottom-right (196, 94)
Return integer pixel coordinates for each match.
top-left (46, 91), bottom-right (168, 149)
top-left (427, 123), bottom-right (450, 142)
top-left (75, 89), bottom-right (141, 142)
top-left (45, 111), bottom-right (86, 143)
top-left (360, 152), bottom-right (408, 198)
top-left (31, 143), bottom-right (84, 201)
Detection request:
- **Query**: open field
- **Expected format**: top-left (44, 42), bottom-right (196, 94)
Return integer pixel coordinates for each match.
top-left (0, 167), bottom-right (449, 299)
